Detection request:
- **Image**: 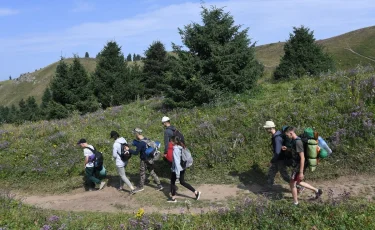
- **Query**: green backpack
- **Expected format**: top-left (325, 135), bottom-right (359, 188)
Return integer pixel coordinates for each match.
top-left (300, 128), bottom-right (320, 172)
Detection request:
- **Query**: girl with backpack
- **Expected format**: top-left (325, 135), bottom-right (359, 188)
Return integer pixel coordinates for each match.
top-left (167, 135), bottom-right (201, 203)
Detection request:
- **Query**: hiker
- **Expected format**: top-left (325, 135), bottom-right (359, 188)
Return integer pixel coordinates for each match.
top-left (77, 138), bottom-right (106, 191)
top-left (125, 128), bottom-right (163, 193)
top-left (162, 116), bottom-right (178, 163)
top-left (110, 131), bottom-right (135, 194)
top-left (263, 121), bottom-right (290, 187)
top-left (283, 127), bottom-right (323, 205)
top-left (167, 135), bottom-right (201, 203)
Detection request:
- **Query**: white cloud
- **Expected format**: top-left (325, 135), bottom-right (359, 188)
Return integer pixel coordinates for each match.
top-left (71, 0), bottom-right (95, 13)
top-left (0, 8), bottom-right (19, 16)
top-left (1, 0), bottom-right (375, 54)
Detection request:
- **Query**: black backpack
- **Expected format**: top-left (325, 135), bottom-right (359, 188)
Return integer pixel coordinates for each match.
top-left (170, 127), bottom-right (185, 145)
top-left (86, 147), bottom-right (104, 171)
top-left (118, 143), bottom-right (132, 162)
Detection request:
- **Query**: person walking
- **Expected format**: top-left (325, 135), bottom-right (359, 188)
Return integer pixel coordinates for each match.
top-left (110, 131), bottom-right (135, 194)
top-left (77, 138), bottom-right (106, 191)
top-left (263, 121), bottom-right (291, 187)
top-left (167, 135), bottom-right (201, 203)
top-left (283, 127), bottom-right (323, 205)
top-left (125, 128), bottom-right (163, 193)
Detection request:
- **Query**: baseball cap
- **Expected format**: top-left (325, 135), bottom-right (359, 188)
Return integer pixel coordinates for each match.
top-left (161, 116), bottom-right (170, 123)
top-left (132, 128), bottom-right (143, 134)
top-left (77, 138), bottom-right (87, 145)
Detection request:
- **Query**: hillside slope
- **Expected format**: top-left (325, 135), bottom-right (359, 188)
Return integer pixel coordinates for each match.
top-left (255, 26), bottom-right (375, 70)
top-left (0, 58), bottom-right (97, 107)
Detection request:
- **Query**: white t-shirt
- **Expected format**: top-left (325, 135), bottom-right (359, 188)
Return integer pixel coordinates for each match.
top-left (84, 145), bottom-right (95, 168)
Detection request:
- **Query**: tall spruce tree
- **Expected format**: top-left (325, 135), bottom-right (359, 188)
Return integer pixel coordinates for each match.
top-left (92, 41), bottom-right (132, 108)
top-left (85, 52), bottom-right (90, 58)
top-left (274, 26), bottom-right (335, 79)
top-left (164, 6), bottom-right (263, 108)
top-left (50, 59), bottom-right (70, 106)
top-left (25, 96), bottom-right (39, 121)
top-left (142, 41), bottom-right (170, 97)
top-left (126, 53), bottom-right (132, 61)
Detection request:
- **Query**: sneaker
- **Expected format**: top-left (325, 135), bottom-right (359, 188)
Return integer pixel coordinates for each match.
top-left (176, 179), bottom-right (180, 184)
top-left (99, 182), bottom-right (106, 190)
top-left (117, 187), bottom-right (123, 191)
top-left (133, 187), bottom-right (144, 193)
top-left (130, 190), bottom-right (136, 195)
top-left (195, 191), bottom-right (201, 200)
top-left (167, 198), bottom-right (177, 203)
top-left (88, 188), bottom-right (95, 192)
top-left (315, 189), bottom-right (323, 199)
top-left (156, 184), bottom-right (164, 191)
top-left (297, 185), bottom-right (305, 194)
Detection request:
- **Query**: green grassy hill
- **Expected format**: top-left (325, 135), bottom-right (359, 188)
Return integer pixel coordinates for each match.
top-left (255, 26), bottom-right (375, 70)
top-left (0, 58), bottom-right (97, 107)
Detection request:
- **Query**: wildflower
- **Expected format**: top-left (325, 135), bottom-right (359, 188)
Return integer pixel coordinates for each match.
top-left (129, 219), bottom-right (138, 228)
top-left (162, 214), bottom-right (168, 222)
top-left (48, 215), bottom-right (60, 222)
top-left (58, 224), bottom-right (66, 230)
top-left (41, 225), bottom-right (52, 230)
top-left (120, 224), bottom-right (125, 230)
top-left (135, 208), bottom-right (145, 219)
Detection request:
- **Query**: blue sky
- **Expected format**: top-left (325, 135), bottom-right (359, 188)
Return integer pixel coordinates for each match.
top-left (0, 0), bottom-right (374, 81)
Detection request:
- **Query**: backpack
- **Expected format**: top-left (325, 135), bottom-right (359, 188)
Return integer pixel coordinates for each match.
top-left (299, 128), bottom-right (320, 172)
top-left (86, 147), bottom-right (104, 171)
top-left (140, 138), bottom-right (161, 159)
top-left (180, 148), bottom-right (193, 169)
top-left (118, 143), bottom-right (132, 162)
top-left (169, 127), bottom-right (185, 145)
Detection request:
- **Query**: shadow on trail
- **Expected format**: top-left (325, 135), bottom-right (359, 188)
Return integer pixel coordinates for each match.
top-left (229, 163), bottom-right (290, 201)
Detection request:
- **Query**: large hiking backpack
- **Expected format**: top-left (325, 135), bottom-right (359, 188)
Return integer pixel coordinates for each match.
top-left (86, 147), bottom-right (104, 171)
top-left (180, 148), bottom-right (193, 169)
top-left (299, 128), bottom-right (320, 172)
top-left (140, 138), bottom-right (161, 160)
top-left (118, 143), bottom-right (132, 162)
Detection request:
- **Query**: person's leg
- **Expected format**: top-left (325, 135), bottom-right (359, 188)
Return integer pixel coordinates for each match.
top-left (299, 181), bottom-right (320, 194)
top-left (170, 172), bottom-right (177, 199)
top-left (117, 167), bottom-right (134, 190)
top-left (116, 167), bottom-right (123, 189)
top-left (139, 160), bottom-right (146, 188)
top-left (267, 162), bottom-right (278, 186)
top-left (278, 160), bottom-right (291, 184)
top-left (290, 171), bottom-right (298, 204)
top-left (86, 167), bottom-right (101, 185)
top-left (146, 161), bottom-right (161, 186)
top-left (179, 170), bottom-right (195, 193)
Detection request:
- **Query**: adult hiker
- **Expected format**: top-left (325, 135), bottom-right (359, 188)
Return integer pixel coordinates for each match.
top-left (263, 121), bottom-right (290, 187)
top-left (283, 127), bottom-right (323, 205)
top-left (167, 135), bottom-right (201, 203)
top-left (110, 131), bottom-right (135, 194)
top-left (125, 128), bottom-right (163, 193)
top-left (77, 138), bottom-right (106, 191)
top-left (162, 116), bottom-right (180, 163)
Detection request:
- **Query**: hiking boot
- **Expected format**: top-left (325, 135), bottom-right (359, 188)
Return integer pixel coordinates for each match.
top-left (195, 191), bottom-right (201, 200)
top-left (156, 184), bottom-right (164, 191)
top-left (315, 189), bottom-right (323, 199)
top-left (297, 185), bottom-right (305, 194)
top-left (130, 190), bottom-right (136, 195)
top-left (167, 198), bottom-right (177, 203)
top-left (99, 182), bottom-right (106, 190)
top-left (133, 187), bottom-right (144, 193)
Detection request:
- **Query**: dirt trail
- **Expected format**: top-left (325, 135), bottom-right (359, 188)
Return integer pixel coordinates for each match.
top-left (17, 175), bottom-right (375, 214)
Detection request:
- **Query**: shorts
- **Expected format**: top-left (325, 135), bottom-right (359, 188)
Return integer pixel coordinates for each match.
top-left (291, 171), bottom-right (303, 183)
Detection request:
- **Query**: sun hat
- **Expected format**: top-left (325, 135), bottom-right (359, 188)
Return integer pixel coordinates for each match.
top-left (263, 121), bottom-right (276, 129)
top-left (132, 128), bottom-right (143, 134)
top-left (162, 116), bottom-right (170, 123)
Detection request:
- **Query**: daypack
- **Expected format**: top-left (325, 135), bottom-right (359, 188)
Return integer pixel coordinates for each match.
top-left (118, 143), bottom-right (132, 162)
top-left (86, 147), bottom-right (104, 171)
top-left (180, 148), bottom-right (193, 169)
top-left (169, 127), bottom-right (185, 145)
top-left (140, 138), bottom-right (161, 159)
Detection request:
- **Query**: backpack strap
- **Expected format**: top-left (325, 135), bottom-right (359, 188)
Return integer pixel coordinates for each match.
top-left (85, 147), bottom-right (96, 154)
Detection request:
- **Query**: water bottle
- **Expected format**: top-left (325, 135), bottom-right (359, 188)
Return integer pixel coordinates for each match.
top-left (318, 136), bottom-right (332, 156)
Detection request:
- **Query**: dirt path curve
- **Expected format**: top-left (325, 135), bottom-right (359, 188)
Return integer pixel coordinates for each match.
top-left (17, 175), bottom-right (375, 214)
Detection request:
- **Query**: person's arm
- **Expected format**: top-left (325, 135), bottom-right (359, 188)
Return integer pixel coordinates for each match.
top-left (128, 142), bottom-right (142, 155)
top-left (173, 147), bottom-right (182, 179)
top-left (299, 152), bottom-right (305, 180)
top-left (84, 156), bottom-right (88, 168)
top-left (271, 136), bottom-right (283, 163)
top-left (112, 143), bottom-right (118, 160)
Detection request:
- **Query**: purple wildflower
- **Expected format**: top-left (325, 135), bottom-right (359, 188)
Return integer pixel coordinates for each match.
top-left (0, 141), bottom-right (9, 150)
top-left (162, 214), bottom-right (168, 222)
top-left (120, 224), bottom-right (125, 230)
top-left (58, 224), bottom-right (66, 230)
top-left (41, 225), bottom-right (52, 230)
top-left (129, 219), bottom-right (138, 228)
top-left (48, 215), bottom-right (60, 222)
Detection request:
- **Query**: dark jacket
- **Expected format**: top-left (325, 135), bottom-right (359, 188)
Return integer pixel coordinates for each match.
top-left (128, 138), bottom-right (148, 161)
top-left (271, 131), bottom-right (283, 163)
top-left (164, 126), bottom-right (176, 154)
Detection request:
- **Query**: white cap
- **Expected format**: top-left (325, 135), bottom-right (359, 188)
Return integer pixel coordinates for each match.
top-left (162, 116), bottom-right (170, 123)
top-left (263, 121), bottom-right (276, 128)
top-left (132, 128), bottom-right (143, 134)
